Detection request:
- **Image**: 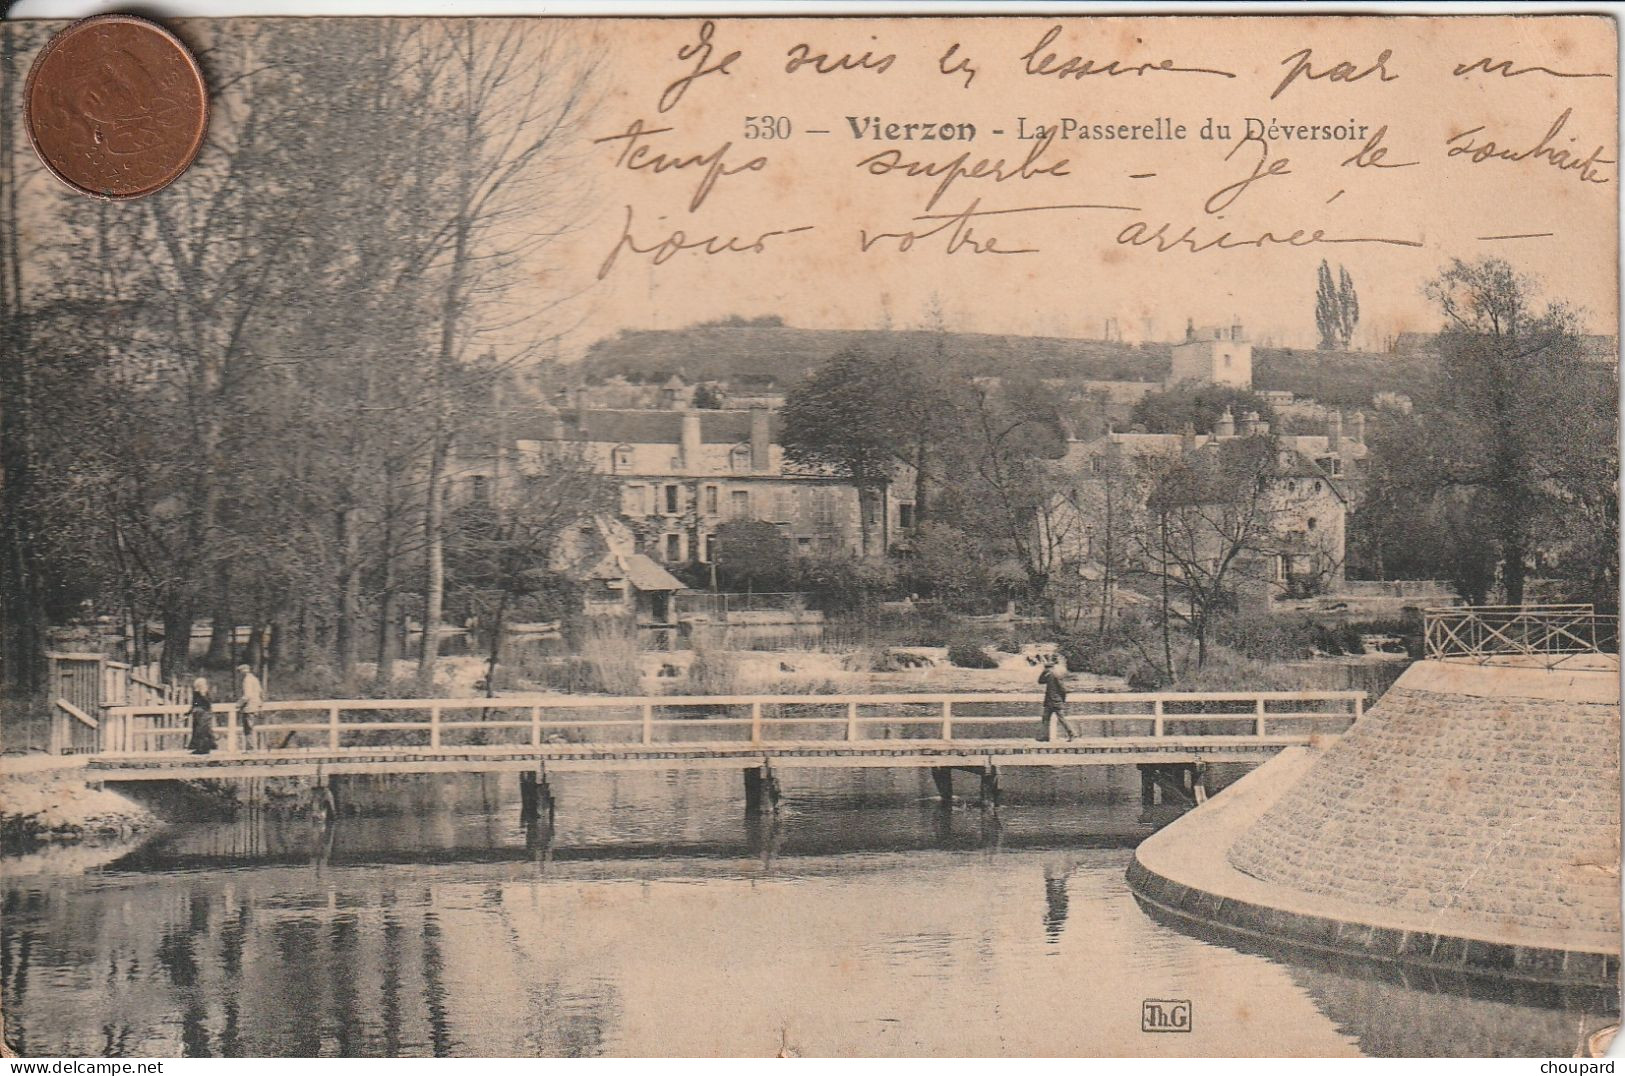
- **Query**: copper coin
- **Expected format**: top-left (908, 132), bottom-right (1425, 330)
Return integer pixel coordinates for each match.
top-left (24, 14), bottom-right (208, 200)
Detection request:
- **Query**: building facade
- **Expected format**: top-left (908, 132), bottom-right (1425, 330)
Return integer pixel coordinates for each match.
top-left (1043, 420), bottom-right (1351, 605)
top-left (1167, 319), bottom-right (1252, 389)
top-left (510, 407), bottom-right (913, 568)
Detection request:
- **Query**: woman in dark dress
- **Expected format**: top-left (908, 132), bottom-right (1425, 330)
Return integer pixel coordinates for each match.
top-left (188, 677), bottom-right (216, 755)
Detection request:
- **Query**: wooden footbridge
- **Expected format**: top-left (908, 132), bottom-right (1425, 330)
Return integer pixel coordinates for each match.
top-left (63, 689), bottom-right (1364, 813)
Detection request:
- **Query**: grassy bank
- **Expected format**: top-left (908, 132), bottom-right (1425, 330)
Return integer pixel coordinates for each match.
top-left (0, 762), bottom-right (156, 848)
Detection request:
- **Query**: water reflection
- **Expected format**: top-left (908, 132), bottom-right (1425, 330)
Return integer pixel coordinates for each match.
top-left (2, 767), bottom-right (1616, 1057)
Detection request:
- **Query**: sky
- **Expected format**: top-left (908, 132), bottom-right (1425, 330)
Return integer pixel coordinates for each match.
top-left (527, 15), bottom-right (1618, 359)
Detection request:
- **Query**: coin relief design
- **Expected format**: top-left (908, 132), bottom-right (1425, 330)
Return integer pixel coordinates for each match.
top-left (24, 14), bottom-right (207, 200)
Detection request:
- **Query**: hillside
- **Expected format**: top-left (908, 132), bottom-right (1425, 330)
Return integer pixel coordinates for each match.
top-left (582, 327), bottom-right (1173, 386)
top-left (1254, 347), bottom-right (1438, 408)
top-left (581, 325), bottom-right (1438, 406)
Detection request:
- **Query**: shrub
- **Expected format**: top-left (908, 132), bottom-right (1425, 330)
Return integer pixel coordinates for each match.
top-left (529, 620), bottom-right (640, 695)
top-left (686, 647), bottom-right (741, 695)
top-left (1058, 630), bottom-right (1142, 679)
top-left (1214, 612), bottom-right (1317, 663)
top-left (946, 639), bottom-right (999, 669)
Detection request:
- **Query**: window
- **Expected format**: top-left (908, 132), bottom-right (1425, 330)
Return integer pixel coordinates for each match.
top-left (1313, 480), bottom-right (1323, 494)
top-left (664, 484), bottom-right (680, 514)
top-left (730, 444), bottom-right (752, 472)
top-left (703, 533), bottom-right (717, 563)
top-left (730, 489), bottom-right (750, 519)
top-left (813, 489), bottom-right (835, 523)
top-left (797, 537), bottom-right (812, 551)
top-left (1090, 458), bottom-right (1104, 475)
top-left (469, 475), bottom-right (489, 505)
top-left (664, 533), bottom-right (681, 562)
top-left (612, 445), bottom-right (633, 473)
top-left (1223, 354), bottom-right (1232, 368)
top-left (898, 504), bottom-right (916, 529)
top-left (1307, 517), bottom-right (1318, 531)
top-left (1286, 480), bottom-right (1297, 493)
top-left (703, 485), bottom-right (719, 515)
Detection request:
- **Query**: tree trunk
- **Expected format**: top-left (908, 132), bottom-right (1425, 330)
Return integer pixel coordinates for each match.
top-left (418, 433), bottom-right (448, 680)
top-left (159, 603), bottom-right (193, 681)
top-left (375, 459), bottom-right (402, 676)
top-left (1502, 535), bottom-right (1527, 605)
top-left (0, 30), bottom-right (46, 699)
top-left (335, 506), bottom-right (360, 677)
top-left (1159, 516), bottom-right (1174, 681)
top-left (483, 590), bottom-right (508, 699)
top-left (857, 486), bottom-right (875, 557)
top-left (206, 565), bottom-right (233, 664)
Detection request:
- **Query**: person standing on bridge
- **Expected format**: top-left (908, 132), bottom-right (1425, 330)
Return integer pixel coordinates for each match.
top-left (236, 663), bottom-right (262, 750)
top-left (1038, 659), bottom-right (1079, 742)
top-left (187, 677), bottom-right (216, 755)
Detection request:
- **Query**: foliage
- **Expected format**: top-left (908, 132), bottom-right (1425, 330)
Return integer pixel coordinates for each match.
top-left (792, 554), bottom-right (898, 613)
top-left (1130, 383), bottom-right (1278, 435)
top-left (1315, 260), bottom-right (1359, 350)
top-left (898, 522), bottom-right (987, 602)
top-left (1358, 257), bottom-right (1615, 606)
top-left (712, 520), bottom-right (795, 592)
top-left (946, 639), bottom-right (999, 669)
top-left (686, 646), bottom-right (741, 695)
top-left (0, 22), bottom-right (603, 694)
top-left (533, 620), bottom-right (640, 695)
top-left (780, 347), bottom-right (929, 494)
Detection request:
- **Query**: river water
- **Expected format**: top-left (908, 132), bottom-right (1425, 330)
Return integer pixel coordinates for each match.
top-left (2, 767), bottom-right (1614, 1057)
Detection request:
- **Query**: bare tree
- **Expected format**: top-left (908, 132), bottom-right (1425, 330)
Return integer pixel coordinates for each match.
top-left (411, 22), bottom-right (601, 679)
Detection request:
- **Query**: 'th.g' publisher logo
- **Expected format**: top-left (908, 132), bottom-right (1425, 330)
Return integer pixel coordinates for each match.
top-left (1142, 998), bottom-right (1192, 1033)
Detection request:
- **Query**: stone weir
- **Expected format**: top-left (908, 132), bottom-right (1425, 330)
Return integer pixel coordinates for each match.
top-left (1128, 658), bottom-right (1621, 989)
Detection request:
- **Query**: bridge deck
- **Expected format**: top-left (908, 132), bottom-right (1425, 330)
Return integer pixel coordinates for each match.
top-left (84, 735), bottom-right (1321, 781)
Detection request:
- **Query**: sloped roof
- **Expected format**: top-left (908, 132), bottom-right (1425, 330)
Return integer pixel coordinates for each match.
top-left (519, 409), bottom-right (781, 446)
top-left (621, 554), bottom-right (686, 591)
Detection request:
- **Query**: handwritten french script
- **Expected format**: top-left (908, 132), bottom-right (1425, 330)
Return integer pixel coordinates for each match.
top-left (590, 18), bottom-right (1614, 273)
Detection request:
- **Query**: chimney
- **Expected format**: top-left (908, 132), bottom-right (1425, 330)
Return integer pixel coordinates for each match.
top-left (1350, 410), bottom-right (1366, 445)
top-left (1328, 410), bottom-right (1343, 451)
top-left (1215, 406), bottom-right (1235, 438)
top-left (681, 411), bottom-right (702, 473)
top-left (1185, 317), bottom-right (1196, 343)
top-left (749, 407), bottom-right (771, 473)
top-left (1231, 316), bottom-right (1244, 342)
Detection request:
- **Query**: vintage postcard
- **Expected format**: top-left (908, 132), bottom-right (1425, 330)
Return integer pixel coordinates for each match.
top-left (0, 10), bottom-right (1618, 1059)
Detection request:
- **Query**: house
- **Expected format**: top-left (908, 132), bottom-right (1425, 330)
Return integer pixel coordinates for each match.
top-left (510, 406), bottom-right (915, 566)
top-left (551, 515), bottom-right (685, 625)
top-left (1167, 318), bottom-right (1252, 389)
top-left (1041, 411), bottom-right (1350, 606)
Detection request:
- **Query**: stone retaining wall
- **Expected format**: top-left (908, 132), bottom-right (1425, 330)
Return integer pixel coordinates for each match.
top-left (1228, 663), bottom-right (1620, 945)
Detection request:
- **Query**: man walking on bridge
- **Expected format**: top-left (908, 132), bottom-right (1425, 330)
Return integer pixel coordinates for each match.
top-left (1038, 659), bottom-right (1078, 742)
top-left (236, 663), bottom-right (262, 751)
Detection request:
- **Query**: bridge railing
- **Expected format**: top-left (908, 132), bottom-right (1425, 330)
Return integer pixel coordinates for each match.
top-left (101, 689), bottom-right (1365, 755)
top-left (1423, 604), bottom-right (1620, 668)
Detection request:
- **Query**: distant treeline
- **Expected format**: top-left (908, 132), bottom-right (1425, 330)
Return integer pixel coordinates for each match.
top-left (581, 324), bottom-right (1441, 407)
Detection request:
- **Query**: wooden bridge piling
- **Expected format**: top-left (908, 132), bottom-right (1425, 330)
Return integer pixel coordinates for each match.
top-left (979, 764), bottom-right (1000, 810)
top-left (744, 762), bottom-right (781, 814)
top-left (519, 768), bottom-right (554, 823)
